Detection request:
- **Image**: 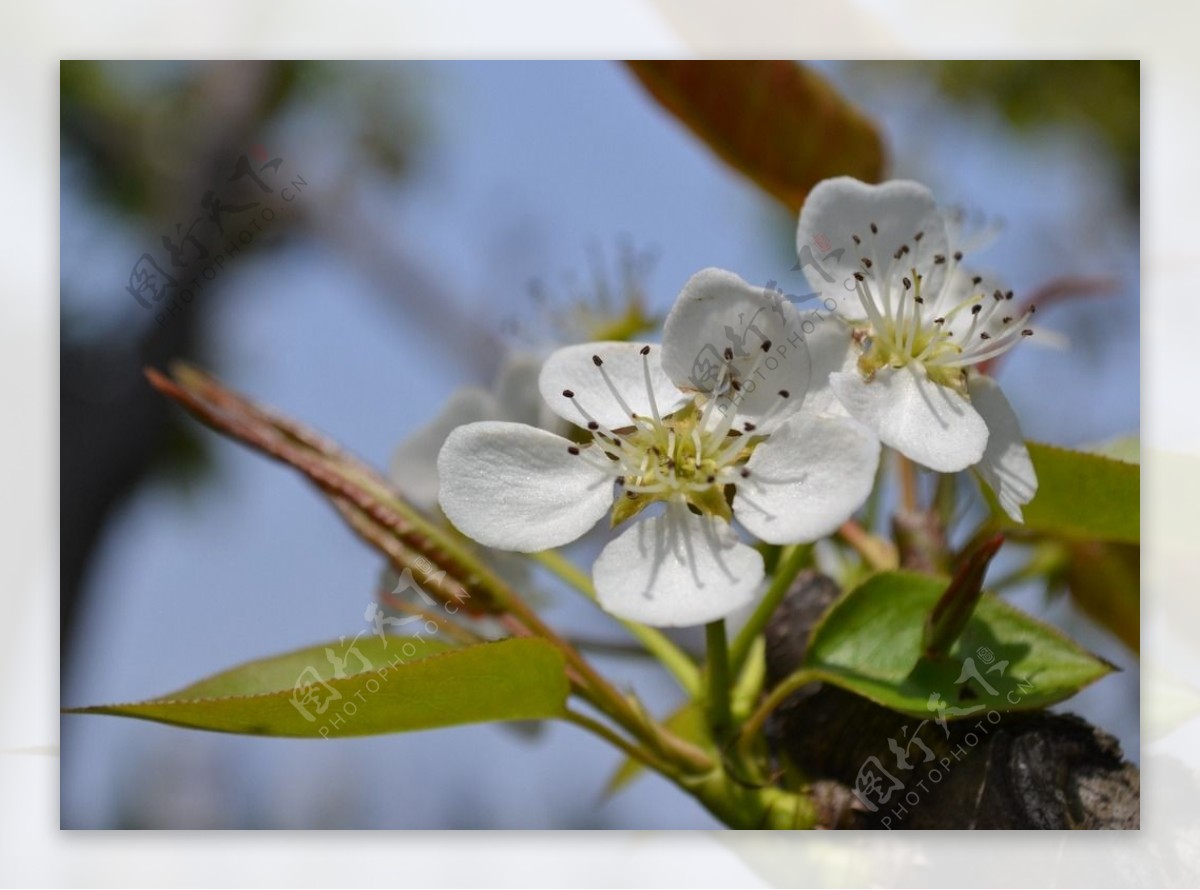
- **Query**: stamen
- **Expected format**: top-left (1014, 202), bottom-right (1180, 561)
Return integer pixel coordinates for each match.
top-left (593, 354), bottom-right (636, 419)
top-left (640, 344), bottom-right (662, 424)
top-left (854, 278), bottom-right (889, 334)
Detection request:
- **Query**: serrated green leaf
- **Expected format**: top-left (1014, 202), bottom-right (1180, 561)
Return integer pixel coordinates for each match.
top-left (605, 702), bottom-right (708, 796)
top-left (625, 61), bottom-right (884, 212)
top-left (995, 442), bottom-right (1140, 543)
top-left (66, 637), bottom-right (569, 737)
top-left (799, 571), bottom-right (1114, 719)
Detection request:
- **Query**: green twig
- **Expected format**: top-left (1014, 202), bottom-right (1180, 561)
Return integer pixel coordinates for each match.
top-left (705, 620), bottom-right (733, 743)
top-left (736, 667), bottom-right (822, 765)
top-left (564, 709), bottom-right (676, 778)
top-left (729, 544), bottom-right (810, 677)
top-left (531, 549), bottom-right (701, 695)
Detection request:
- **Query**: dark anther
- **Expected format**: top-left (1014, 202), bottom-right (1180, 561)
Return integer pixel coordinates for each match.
top-left (778, 389), bottom-right (790, 398)
top-left (639, 345), bottom-right (650, 355)
top-left (971, 304), bottom-right (982, 315)
top-left (592, 354), bottom-right (603, 366)
top-left (587, 421), bottom-right (599, 430)
top-left (724, 347), bottom-right (734, 361)
top-left (870, 222), bottom-right (878, 234)
top-left (761, 339), bottom-right (772, 352)
top-left (567, 446), bottom-right (581, 455)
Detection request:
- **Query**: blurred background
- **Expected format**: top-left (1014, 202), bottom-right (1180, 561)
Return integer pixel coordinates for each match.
top-left (60, 60), bottom-right (1139, 829)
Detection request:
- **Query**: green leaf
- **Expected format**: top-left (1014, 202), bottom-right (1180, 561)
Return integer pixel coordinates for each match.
top-left (605, 702), bottom-right (708, 796)
top-left (800, 571), bottom-right (1115, 720)
top-left (65, 637), bottom-right (569, 737)
top-left (1061, 540), bottom-right (1140, 653)
top-left (995, 442), bottom-right (1139, 544)
top-left (625, 61), bottom-right (885, 213)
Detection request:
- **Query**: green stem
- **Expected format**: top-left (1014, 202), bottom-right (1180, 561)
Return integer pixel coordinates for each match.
top-left (705, 620), bottom-right (733, 743)
top-left (564, 709), bottom-right (676, 777)
top-left (898, 449), bottom-right (920, 513)
top-left (736, 668), bottom-right (822, 765)
top-left (862, 447), bottom-right (889, 533)
top-left (729, 543), bottom-right (810, 677)
top-left (531, 549), bottom-right (701, 695)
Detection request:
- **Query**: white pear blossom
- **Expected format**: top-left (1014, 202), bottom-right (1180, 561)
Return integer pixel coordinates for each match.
top-left (795, 177), bottom-right (1038, 521)
top-left (437, 268), bottom-right (879, 627)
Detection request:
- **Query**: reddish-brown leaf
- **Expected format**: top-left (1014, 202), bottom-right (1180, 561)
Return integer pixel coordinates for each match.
top-left (626, 61), bottom-right (885, 212)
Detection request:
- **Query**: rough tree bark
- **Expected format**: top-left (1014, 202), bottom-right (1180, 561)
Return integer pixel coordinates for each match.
top-left (764, 572), bottom-right (1140, 829)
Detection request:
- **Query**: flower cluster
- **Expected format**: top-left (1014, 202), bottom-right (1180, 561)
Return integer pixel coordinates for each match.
top-left (796, 177), bottom-right (1038, 521)
top-left (434, 179), bottom-right (1039, 627)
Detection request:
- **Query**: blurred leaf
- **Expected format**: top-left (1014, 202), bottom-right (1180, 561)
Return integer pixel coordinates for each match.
top-left (932, 61), bottom-right (1139, 205)
top-left (1061, 540), bottom-right (1140, 653)
top-left (994, 442), bottom-right (1140, 544)
top-left (66, 637), bottom-right (569, 737)
top-left (605, 702), bottom-right (707, 796)
top-left (626, 61), bottom-right (885, 212)
top-left (796, 571), bottom-right (1114, 719)
top-left (1087, 435), bottom-right (1141, 464)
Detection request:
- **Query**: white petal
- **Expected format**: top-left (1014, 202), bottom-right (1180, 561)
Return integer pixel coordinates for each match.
top-left (537, 341), bottom-right (685, 431)
top-left (593, 504), bottom-right (764, 628)
top-left (968, 375), bottom-right (1037, 522)
top-left (790, 316), bottom-right (858, 420)
top-left (830, 364), bottom-right (988, 472)
top-left (735, 413), bottom-right (880, 544)
top-left (661, 267), bottom-right (811, 432)
top-left (796, 178), bottom-right (949, 321)
top-left (436, 421), bottom-right (613, 552)
top-left (389, 387), bottom-right (498, 511)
